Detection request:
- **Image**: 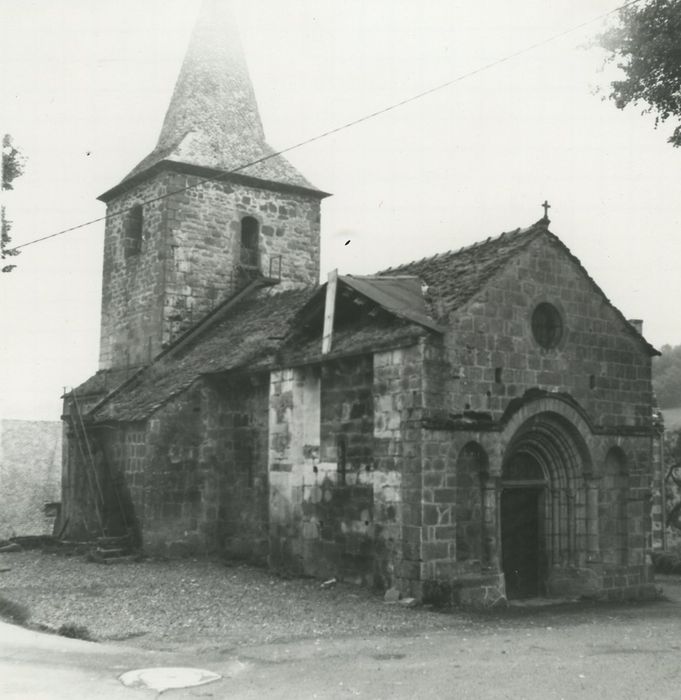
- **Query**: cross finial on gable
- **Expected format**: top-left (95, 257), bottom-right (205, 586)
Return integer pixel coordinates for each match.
top-left (541, 200), bottom-right (551, 221)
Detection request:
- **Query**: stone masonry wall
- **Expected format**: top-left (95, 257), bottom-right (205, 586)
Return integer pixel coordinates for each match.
top-left (96, 422), bottom-right (146, 544)
top-left (268, 365), bottom-right (321, 572)
top-left (439, 235), bottom-right (653, 429)
top-left (99, 173), bottom-right (168, 370)
top-left (373, 343), bottom-right (426, 596)
top-left (100, 169), bottom-right (322, 371)
top-left (200, 375), bottom-right (270, 563)
top-left (415, 423), bottom-right (654, 604)
top-left (100, 388), bottom-right (208, 555)
top-left (91, 376), bottom-right (271, 558)
top-left (418, 331), bottom-right (655, 606)
top-left (268, 346), bottom-right (425, 592)
top-left (413, 235), bottom-right (659, 604)
top-left (319, 357), bottom-right (374, 475)
top-left (306, 356), bottom-right (376, 583)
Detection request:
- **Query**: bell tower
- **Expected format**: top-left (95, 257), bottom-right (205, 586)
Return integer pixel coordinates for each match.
top-left (96, 0), bottom-right (328, 371)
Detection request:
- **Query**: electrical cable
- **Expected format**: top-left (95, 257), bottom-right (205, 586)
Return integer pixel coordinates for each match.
top-left (11, 0), bottom-right (643, 253)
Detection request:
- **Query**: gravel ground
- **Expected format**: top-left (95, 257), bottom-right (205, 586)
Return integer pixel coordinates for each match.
top-left (2, 551), bottom-right (676, 656)
top-left (4, 552), bottom-right (681, 699)
top-left (0, 551), bottom-right (467, 651)
top-left (3, 558), bottom-right (680, 700)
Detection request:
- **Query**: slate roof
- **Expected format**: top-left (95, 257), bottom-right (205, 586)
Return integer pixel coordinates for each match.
top-left (378, 220), bottom-right (546, 314)
top-left (340, 276), bottom-right (443, 332)
top-left (86, 218), bottom-right (657, 423)
top-left (99, 0), bottom-right (325, 201)
top-left (378, 218), bottom-right (658, 355)
top-left (89, 275), bottom-right (438, 422)
top-left (282, 317), bottom-right (428, 368)
top-left (69, 367), bottom-right (137, 399)
top-left (91, 286), bottom-right (316, 423)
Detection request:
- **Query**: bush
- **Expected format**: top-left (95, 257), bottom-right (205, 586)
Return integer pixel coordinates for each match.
top-left (57, 623), bottom-right (94, 641)
top-left (0, 595), bottom-right (30, 624)
top-left (652, 551), bottom-right (681, 574)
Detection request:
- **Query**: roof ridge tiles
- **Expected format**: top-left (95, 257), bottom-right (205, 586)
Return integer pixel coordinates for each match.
top-left (376, 220), bottom-right (544, 276)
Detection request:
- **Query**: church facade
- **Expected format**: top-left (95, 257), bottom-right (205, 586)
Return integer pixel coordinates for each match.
top-left (61, 1), bottom-right (663, 605)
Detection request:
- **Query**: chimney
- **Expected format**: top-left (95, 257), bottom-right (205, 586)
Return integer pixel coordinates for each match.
top-left (628, 319), bottom-right (643, 335)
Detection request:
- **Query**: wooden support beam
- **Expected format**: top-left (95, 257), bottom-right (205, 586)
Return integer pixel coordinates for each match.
top-left (321, 269), bottom-right (338, 355)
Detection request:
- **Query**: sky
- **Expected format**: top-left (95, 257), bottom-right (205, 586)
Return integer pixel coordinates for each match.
top-left (1, 0), bottom-right (680, 422)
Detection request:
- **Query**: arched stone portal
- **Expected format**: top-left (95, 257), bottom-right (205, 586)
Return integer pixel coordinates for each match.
top-left (500, 410), bottom-right (590, 599)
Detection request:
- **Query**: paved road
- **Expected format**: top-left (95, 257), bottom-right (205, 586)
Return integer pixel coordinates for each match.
top-left (3, 581), bottom-right (681, 699)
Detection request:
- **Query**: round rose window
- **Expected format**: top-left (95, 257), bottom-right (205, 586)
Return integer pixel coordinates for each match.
top-left (531, 302), bottom-right (563, 349)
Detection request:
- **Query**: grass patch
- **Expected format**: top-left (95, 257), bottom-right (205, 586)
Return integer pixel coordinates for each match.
top-left (0, 595), bottom-right (30, 625)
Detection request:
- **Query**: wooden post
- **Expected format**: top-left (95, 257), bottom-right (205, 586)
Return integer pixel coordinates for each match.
top-left (321, 269), bottom-right (338, 355)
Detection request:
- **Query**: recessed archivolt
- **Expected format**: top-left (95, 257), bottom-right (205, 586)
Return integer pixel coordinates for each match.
top-left (500, 398), bottom-right (594, 483)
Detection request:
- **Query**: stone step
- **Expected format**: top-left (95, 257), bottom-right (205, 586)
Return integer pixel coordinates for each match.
top-left (95, 547), bottom-right (129, 558)
top-left (97, 535), bottom-right (131, 547)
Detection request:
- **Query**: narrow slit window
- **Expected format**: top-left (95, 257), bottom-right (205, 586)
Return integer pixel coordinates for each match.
top-left (240, 216), bottom-right (259, 268)
top-left (125, 204), bottom-right (143, 257)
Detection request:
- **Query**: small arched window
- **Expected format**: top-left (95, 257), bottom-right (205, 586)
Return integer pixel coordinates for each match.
top-left (124, 204), bottom-right (144, 257)
top-left (240, 216), bottom-right (259, 268)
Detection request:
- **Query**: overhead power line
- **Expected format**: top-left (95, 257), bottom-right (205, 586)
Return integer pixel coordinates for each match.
top-left (13, 0), bottom-right (642, 253)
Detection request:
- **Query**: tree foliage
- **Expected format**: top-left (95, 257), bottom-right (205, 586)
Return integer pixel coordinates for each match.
top-left (668, 427), bottom-right (681, 465)
top-left (653, 344), bottom-right (681, 408)
top-left (2, 134), bottom-right (24, 273)
top-left (0, 213), bottom-right (18, 273)
top-left (664, 427), bottom-right (681, 531)
top-left (2, 135), bottom-right (24, 190)
top-left (599, 0), bottom-right (681, 146)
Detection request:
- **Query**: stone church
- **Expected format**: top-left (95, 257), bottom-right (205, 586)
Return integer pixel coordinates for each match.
top-left (61, 0), bottom-right (663, 605)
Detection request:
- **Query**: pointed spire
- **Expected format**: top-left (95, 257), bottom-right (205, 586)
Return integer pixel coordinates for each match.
top-left (103, 0), bottom-right (323, 200)
top-left (156, 0), bottom-right (265, 153)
